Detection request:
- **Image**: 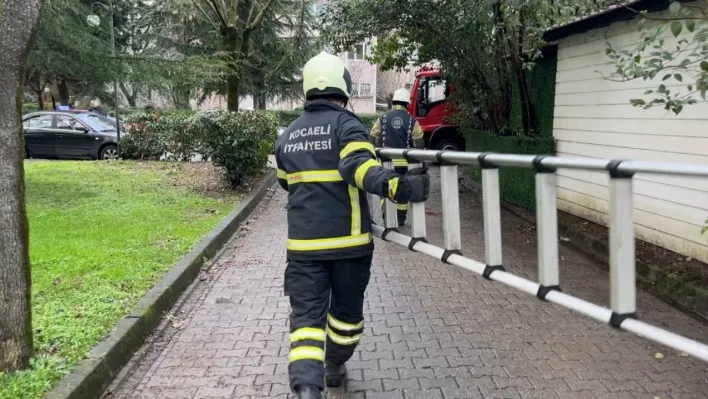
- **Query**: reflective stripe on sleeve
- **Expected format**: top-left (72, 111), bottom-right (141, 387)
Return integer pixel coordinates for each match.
top-left (354, 159), bottom-right (379, 189)
top-left (340, 141), bottom-right (376, 159)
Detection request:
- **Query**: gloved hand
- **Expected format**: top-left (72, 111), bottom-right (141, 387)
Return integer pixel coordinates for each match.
top-left (391, 167), bottom-right (430, 203)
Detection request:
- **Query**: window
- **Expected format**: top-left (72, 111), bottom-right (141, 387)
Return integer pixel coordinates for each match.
top-left (426, 78), bottom-right (447, 103)
top-left (23, 115), bottom-right (52, 130)
top-left (348, 43), bottom-right (365, 60)
top-left (351, 82), bottom-right (372, 98)
top-left (56, 115), bottom-right (87, 131)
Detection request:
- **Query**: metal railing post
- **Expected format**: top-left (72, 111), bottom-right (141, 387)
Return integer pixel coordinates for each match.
top-left (480, 158), bottom-right (503, 278)
top-left (534, 159), bottom-right (560, 299)
top-left (408, 162), bottom-right (427, 238)
top-left (608, 163), bottom-right (637, 327)
top-left (440, 164), bottom-right (461, 255)
top-left (383, 160), bottom-right (399, 229)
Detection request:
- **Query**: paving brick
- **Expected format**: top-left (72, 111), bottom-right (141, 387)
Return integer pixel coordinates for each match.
top-left (108, 170), bottom-right (708, 399)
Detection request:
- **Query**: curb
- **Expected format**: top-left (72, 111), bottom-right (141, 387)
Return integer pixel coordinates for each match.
top-left (459, 172), bottom-right (708, 324)
top-left (46, 169), bottom-right (277, 399)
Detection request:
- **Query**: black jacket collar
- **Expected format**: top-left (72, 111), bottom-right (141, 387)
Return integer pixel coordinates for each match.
top-left (304, 99), bottom-right (362, 122)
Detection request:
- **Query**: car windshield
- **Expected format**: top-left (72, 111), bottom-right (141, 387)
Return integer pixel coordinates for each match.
top-left (75, 113), bottom-right (115, 132)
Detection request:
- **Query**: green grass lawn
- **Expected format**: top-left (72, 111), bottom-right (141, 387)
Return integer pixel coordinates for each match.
top-left (0, 161), bottom-right (241, 399)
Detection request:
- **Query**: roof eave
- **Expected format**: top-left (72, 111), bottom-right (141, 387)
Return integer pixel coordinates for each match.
top-left (542, 0), bottom-right (697, 42)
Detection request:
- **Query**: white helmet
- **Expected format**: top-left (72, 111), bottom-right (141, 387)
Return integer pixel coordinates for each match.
top-left (302, 52), bottom-right (352, 101)
top-left (392, 88), bottom-right (411, 105)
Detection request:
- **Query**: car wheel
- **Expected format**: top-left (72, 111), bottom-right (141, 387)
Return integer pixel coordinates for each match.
top-left (434, 138), bottom-right (463, 151)
top-left (100, 145), bottom-right (119, 160)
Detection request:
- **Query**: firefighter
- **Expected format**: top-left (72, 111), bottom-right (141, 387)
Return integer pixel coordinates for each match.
top-left (369, 88), bottom-right (425, 226)
top-left (274, 52), bottom-right (430, 399)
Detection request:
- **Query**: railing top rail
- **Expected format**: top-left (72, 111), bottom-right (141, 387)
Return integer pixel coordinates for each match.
top-left (375, 148), bottom-right (708, 178)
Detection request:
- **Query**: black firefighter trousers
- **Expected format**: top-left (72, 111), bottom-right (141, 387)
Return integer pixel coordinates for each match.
top-left (284, 254), bottom-right (372, 392)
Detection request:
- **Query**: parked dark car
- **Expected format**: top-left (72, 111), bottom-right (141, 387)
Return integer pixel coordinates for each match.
top-left (22, 111), bottom-right (120, 160)
top-left (66, 109), bottom-right (125, 131)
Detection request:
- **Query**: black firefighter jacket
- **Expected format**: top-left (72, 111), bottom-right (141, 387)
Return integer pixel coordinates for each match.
top-left (274, 99), bottom-right (401, 261)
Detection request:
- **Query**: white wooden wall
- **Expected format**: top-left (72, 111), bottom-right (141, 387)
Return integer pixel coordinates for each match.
top-left (553, 8), bottom-right (708, 263)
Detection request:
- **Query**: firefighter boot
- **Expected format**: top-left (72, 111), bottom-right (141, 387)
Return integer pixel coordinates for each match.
top-left (325, 362), bottom-right (347, 387)
top-left (296, 385), bottom-right (323, 399)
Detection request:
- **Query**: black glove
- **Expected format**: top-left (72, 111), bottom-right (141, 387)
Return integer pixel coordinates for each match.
top-left (392, 167), bottom-right (430, 203)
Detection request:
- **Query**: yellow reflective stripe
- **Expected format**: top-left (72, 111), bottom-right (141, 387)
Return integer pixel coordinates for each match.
top-left (327, 314), bottom-right (364, 331)
top-left (392, 159), bottom-right (408, 167)
top-left (277, 168), bottom-right (287, 179)
top-left (287, 233), bottom-right (372, 251)
top-left (290, 327), bottom-right (326, 343)
top-left (388, 177), bottom-right (399, 200)
top-left (340, 141), bottom-right (376, 159)
top-left (287, 170), bottom-right (343, 184)
top-left (348, 185), bottom-right (361, 236)
top-left (289, 346), bottom-right (325, 363)
top-left (397, 203), bottom-right (408, 210)
top-left (326, 326), bottom-right (361, 346)
top-left (354, 159), bottom-right (379, 189)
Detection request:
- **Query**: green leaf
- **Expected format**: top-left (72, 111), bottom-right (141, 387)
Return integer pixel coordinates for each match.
top-left (675, 74), bottom-right (683, 82)
top-left (688, 85), bottom-right (693, 91)
top-left (663, 74), bottom-right (672, 81)
top-left (701, 61), bottom-right (708, 71)
top-left (644, 90), bottom-right (654, 95)
top-left (669, 1), bottom-right (681, 15)
top-left (671, 20), bottom-right (683, 37)
top-left (658, 84), bottom-right (667, 93)
top-left (674, 104), bottom-right (683, 115)
top-left (686, 20), bottom-right (696, 32)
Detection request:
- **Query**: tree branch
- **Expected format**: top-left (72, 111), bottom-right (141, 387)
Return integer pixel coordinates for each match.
top-left (189, 0), bottom-right (223, 30)
top-left (246, 0), bottom-right (276, 32)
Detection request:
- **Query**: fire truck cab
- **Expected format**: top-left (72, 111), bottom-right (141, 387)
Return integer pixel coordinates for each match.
top-left (408, 65), bottom-right (465, 151)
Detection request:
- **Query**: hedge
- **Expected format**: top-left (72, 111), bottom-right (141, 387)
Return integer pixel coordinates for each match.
top-left (509, 46), bottom-right (558, 138)
top-left (465, 130), bottom-right (555, 210)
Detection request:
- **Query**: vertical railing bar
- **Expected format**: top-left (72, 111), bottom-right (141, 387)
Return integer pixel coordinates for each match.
top-left (534, 160), bottom-right (561, 300)
top-left (408, 162), bottom-right (427, 238)
top-left (481, 166), bottom-right (503, 278)
top-left (608, 163), bottom-right (637, 328)
top-left (440, 164), bottom-right (461, 252)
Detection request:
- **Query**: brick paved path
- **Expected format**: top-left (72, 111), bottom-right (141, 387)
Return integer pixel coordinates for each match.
top-left (109, 168), bottom-right (708, 399)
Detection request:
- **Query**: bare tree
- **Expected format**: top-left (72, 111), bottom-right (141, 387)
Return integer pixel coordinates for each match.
top-left (377, 68), bottom-right (414, 109)
top-left (0, 0), bottom-right (41, 373)
top-left (345, 59), bottom-right (369, 111)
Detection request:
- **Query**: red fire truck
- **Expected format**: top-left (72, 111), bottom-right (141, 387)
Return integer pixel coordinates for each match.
top-left (407, 65), bottom-right (465, 151)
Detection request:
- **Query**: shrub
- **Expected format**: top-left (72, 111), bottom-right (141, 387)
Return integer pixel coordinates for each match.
top-left (121, 112), bottom-right (165, 160)
top-left (196, 110), bottom-right (278, 187)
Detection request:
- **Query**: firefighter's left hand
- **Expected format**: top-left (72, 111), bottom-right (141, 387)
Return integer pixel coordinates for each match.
top-left (401, 167), bottom-right (430, 203)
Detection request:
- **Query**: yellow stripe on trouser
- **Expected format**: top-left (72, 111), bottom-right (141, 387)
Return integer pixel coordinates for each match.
top-left (326, 327), bottom-right (362, 346)
top-left (287, 169), bottom-right (343, 184)
top-left (392, 159), bottom-right (408, 167)
top-left (327, 314), bottom-right (364, 331)
top-left (340, 141), bottom-right (376, 159)
top-left (289, 327), bottom-right (326, 343)
top-left (397, 203), bottom-right (408, 210)
top-left (354, 159), bottom-right (380, 189)
top-left (348, 185), bottom-right (361, 236)
top-left (289, 346), bottom-right (325, 363)
top-left (287, 233), bottom-right (372, 251)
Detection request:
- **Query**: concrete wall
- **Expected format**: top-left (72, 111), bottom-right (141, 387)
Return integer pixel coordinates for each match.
top-left (552, 8), bottom-right (708, 263)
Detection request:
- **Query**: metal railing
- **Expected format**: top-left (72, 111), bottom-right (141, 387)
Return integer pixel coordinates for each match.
top-left (370, 148), bottom-right (708, 363)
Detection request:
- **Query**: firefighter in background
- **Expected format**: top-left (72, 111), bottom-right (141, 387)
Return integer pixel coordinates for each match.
top-left (274, 52), bottom-right (430, 399)
top-left (369, 88), bottom-right (425, 226)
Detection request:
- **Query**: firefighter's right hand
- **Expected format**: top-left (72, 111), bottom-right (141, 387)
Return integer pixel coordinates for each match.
top-left (393, 167), bottom-right (430, 203)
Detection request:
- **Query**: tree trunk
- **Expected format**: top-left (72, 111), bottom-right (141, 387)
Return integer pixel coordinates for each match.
top-left (0, 0), bottom-right (40, 373)
top-left (36, 91), bottom-right (43, 111)
top-left (57, 78), bottom-right (70, 106)
top-left (514, 9), bottom-right (537, 136)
